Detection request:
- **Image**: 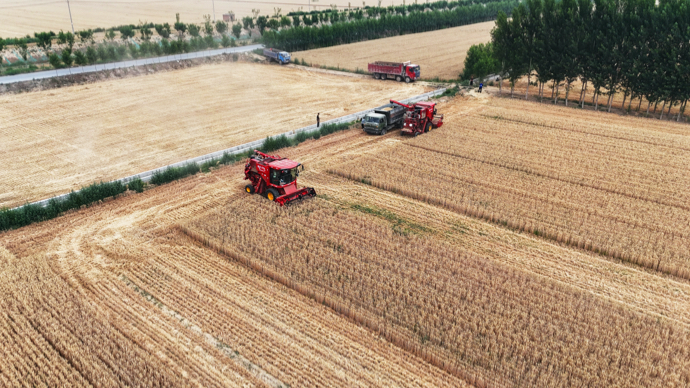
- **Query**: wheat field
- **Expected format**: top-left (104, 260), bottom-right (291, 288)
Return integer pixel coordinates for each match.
top-left (0, 0), bottom-right (411, 38)
top-left (293, 21), bottom-right (495, 80)
top-left (0, 61), bottom-right (427, 208)
top-left (1, 93), bottom-right (689, 386)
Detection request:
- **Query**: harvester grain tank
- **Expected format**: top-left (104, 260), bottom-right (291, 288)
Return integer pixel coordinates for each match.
top-left (361, 104), bottom-right (406, 135)
top-left (244, 150), bottom-right (316, 206)
top-left (263, 48), bottom-right (291, 64)
top-left (368, 61), bottom-right (420, 82)
top-left (390, 99), bottom-right (444, 136)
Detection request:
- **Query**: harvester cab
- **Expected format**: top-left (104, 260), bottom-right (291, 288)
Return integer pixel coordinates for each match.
top-left (244, 150), bottom-right (316, 206)
top-left (390, 100), bottom-right (444, 136)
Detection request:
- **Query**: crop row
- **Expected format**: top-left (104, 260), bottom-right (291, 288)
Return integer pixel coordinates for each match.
top-left (186, 195), bottom-right (690, 387)
top-left (327, 99), bottom-right (690, 278)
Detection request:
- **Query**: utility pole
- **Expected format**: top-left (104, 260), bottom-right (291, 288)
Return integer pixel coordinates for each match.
top-left (67, 0), bottom-right (75, 34)
top-left (212, 0), bottom-right (216, 21)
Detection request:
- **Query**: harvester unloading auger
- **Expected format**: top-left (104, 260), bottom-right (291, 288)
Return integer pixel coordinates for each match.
top-left (390, 99), bottom-right (444, 136)
top-left (244, 150), bottom-right (316, 206)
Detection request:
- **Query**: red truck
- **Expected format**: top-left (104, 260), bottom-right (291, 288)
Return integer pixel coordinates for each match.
top-left (368, 61), bottom-right (420, 83)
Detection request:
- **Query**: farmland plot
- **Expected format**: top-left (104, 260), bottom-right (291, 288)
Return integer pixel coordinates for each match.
top-left (0, 62), bottom-right (427, 208)
top-left (1, 94), bottom-right (690, 387)
top-left (0, 0), bottom-right (407, 38)
top-left (332, 97), bottom-right (690, 279)
top-left (293, 21), bottom-right (495, 80)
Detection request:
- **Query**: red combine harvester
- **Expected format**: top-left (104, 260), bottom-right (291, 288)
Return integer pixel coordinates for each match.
top-left (368, 61), bottom-right (420, 83)
top-left (244, 150), bottom-right (316, 206)
top-left (390, 99), bottom-right (444, 136)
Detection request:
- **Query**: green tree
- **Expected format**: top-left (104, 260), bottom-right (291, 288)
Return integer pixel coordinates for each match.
top-left (292, 15), bottom-right (301, 27)
top-left (188, 24), bottom-right (201, 37)
top-left (267, 18), bottom-right (280, 31)
top-left (140, 23), bottom-right (153, 41)
top-left (78, 29), bottom-right (94, 44)
top-left (119, 25), bottom-right (135, 41)
top-left (221, 34), bottom-right (233, 47)
top-left (242, 16), bottom-right (255, 30)
top-left (105, 29), bottom-right (117, 41)
top-left (48, 53), bottom-right (62, 68)
top-left (216, 20), bottom-right (228, 35)
top-left (74, 50), bottom-right (87, 66)
top-left (86, 46), bottom-right (98, 64)
top-left (462, 43), bottom-right (499, 81)
top-left (154, 23), bottom-right (171, 39)
top-left (280, 16), bottom-right (292, 28)
top-left (232, 23), bottom-right (242, 39)
top-left (61, 48), bottom-right (73, 67)
top-left (174, 22), bottom-right (187, 38)
top-left (34, 32), bottom-right (53, 52)
top-left (256, 16), bottom-right (269, 34)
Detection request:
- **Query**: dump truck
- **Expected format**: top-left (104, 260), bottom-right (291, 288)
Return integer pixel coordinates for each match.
top-left (368, 61), bottom-right (420, 83)
top-left (361, 104), bottom-right (406, 135)
top-left (263, 48), bottom-right (291, 64)
top-left (244, 150), bottom-right (316, 206)
top-left (390, 100), bottom-right (444, 136)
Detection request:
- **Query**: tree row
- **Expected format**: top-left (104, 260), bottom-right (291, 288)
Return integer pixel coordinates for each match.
top-left (491, 0), bottom-right (690, 119)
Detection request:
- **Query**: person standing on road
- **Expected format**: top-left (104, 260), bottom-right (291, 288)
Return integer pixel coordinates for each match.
top-left (479, 82), bottom-right (483, 93)
top-left (317, 113), bottom-right (320, 127)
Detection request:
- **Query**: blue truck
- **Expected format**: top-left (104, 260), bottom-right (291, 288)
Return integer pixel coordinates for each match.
top-left (263, 48), bottom-right (291, 65)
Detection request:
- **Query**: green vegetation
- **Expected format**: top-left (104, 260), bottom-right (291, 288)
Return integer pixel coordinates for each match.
top-left (263, 0), bottom-right (517, 51)
top-left (127, 177), bottom-right (146, 193)
top-left (0, 181), bottom-right (126, 232)
top-left (350, 204), bottom-right (432, 236)
top-left (461, 42), bottom-right (499, 80)
top-left (150, 163), bottom-right (200, 185)
top-left (491, 0), bottom-right (690, 115)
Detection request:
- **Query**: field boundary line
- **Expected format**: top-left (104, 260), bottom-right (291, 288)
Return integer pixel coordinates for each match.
top-left (16, 88), bottom-right (445, 210)
top-left (0, 44), bottom-right (264, 85)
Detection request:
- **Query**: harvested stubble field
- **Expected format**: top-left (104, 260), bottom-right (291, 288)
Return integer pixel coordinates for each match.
top-left (0, 61), bottom-right (428, 208)
top-left (0, 0), bottom-right (407, 38)
top-left (332, 96), bottom-right (690, 279)
top-left (1, 94), bottom-right (690, 387)
top-left (293, 21), bottom-right (495, 80)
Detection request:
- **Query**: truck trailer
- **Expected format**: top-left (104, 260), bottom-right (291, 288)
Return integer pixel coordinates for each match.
top-left (368, 61), bottom-right (420, 83)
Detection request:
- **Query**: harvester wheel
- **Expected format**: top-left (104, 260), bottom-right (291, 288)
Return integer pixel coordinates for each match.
top-left (381, 128), bottom-right (387, 135)
top-left (396, 76), bottom-right (402, 82)
top-left (266, 188), bottom-right (279, 201)
top-left (405, 76), bottom-right (411, 83)
top-left (425, 122), bottom-right (432, 133)
top-left (245, 184), bottom-right (255, 194)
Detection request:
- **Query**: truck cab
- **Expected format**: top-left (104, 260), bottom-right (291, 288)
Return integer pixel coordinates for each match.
top-left (361, 113), bottom-right (388, 134)
top-left (405, 64), bottom-right (420, 81)
top-left (277, 51), bottom-right (291, 64)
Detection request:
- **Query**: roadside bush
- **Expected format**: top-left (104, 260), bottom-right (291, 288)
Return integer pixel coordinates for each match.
top-left (0, 181), bottom-right (126, 232)
top-left (127, 177), bottom-right (145, 193)
top-left (261, 135), bottom-right (293, 153)
top-left (150, 163), bottom-right (200, 185)
top-left (319, 121), bottom-right (352, 136)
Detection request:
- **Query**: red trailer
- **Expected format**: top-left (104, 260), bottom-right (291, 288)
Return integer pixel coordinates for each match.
top-left (368, 61), bottom-right (420, 83)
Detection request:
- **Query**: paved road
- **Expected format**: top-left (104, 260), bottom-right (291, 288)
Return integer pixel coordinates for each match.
top-left (0, 44), bottom-right (264, 84)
